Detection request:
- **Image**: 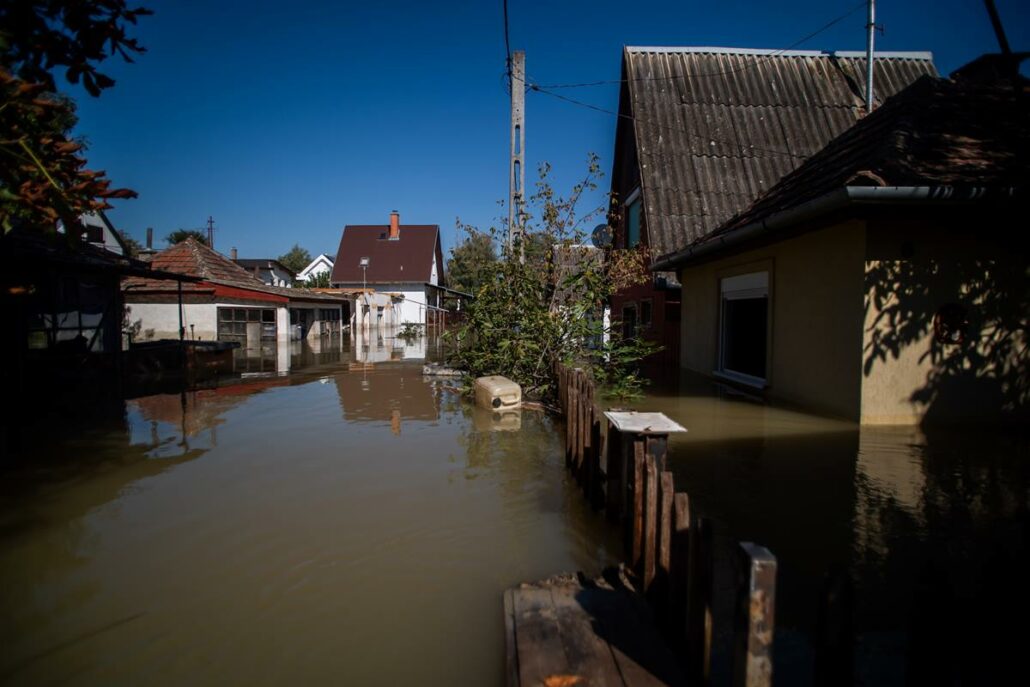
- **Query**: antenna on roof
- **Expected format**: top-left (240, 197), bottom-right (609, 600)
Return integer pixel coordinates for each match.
top-left (983, 0), bottom-right (1012, 56)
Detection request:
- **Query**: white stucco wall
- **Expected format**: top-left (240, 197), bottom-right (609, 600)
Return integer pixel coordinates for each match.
top-left (389, 285), bottom-right (430, 325)
top-left (125, 302), bottom-right (219, 341)
top-left (298, 256), bottom-right (333, 282)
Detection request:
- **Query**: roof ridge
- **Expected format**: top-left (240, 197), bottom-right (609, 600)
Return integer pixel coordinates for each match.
top-left (624, 46), bottom-right (934, 60)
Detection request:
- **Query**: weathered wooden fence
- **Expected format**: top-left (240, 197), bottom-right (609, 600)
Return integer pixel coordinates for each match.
top-left (556, 362), bottom-right (779, 687)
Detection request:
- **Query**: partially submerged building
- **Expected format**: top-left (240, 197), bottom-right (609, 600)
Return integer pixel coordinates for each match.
top-left (124, 238), bottom-right (346, 345)
top-left (608, 47), bottom-right (937, 364)
top-left (653, 74), bottom-right (1029, 424)
top-left (330, 211), bottom-right (446, 328)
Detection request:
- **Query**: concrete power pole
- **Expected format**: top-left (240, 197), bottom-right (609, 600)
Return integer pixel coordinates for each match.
top-left (508, 50), bottom-right (526, 262)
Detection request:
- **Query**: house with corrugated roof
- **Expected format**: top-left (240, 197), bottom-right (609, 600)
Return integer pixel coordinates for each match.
top-left (330, 211), bottom-right (446, 328)
top-left (652, 70), bottom-right (1029, 424)
top-left (124, 238), bottom-right (346, 345)
top-left (608, 46), bottom-right (937, 366)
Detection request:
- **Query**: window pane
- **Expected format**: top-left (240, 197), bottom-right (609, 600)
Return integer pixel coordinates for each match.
top-left (219, 308), bottom-right (232, 321)
top-left (235, 308), bottom-right (246, 321)
top-left (247, 309), bottom-right (260, 322)
top-left (262, 309), bottom-right (275, 323)
top-left (722, 296), bottom-right (767, 379)
top-left (627, 199), bottom-right (641, 248)
top-left (640, 301), bottom-right (652, 328)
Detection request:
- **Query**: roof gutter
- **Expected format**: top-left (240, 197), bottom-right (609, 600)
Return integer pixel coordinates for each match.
top-left (651, 185), bottom-right (1023, 271)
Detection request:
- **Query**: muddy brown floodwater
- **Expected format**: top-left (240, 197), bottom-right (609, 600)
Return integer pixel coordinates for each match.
top-left (0, 336), bottom-right (619, 686)
top-left (631, 369), bottom-right (1030, 686)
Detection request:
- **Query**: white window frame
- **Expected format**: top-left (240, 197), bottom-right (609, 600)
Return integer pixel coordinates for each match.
top-left (716, 271), bottom-right (769, 388)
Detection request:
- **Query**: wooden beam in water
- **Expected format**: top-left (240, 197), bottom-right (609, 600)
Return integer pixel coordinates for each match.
top-left (733, 543), bottom-right (777, 687)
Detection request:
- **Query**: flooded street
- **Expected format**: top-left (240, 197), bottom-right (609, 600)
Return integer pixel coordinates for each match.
top-left (0, 335), bottom-right (618, 686)
top-left (633, 370), bottom-right (1030, 686)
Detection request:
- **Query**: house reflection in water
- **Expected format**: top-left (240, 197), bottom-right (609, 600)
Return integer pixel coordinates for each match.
top-left (333, 364), bottom-right (440, 426)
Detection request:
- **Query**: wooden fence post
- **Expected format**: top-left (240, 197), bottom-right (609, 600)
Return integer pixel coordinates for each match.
top-left (733, 542), bottom-right (777, 687)
top-left (643, 455), bottom-right (659, 591)
top-left (687, 515), bottom-right (714, 687)
top-left (588, 410), bottom-right (603, 509)
top-left (654, 471), bottom-right (674, 616)
top-left (669, 491), bottom-right (691, 643)
top-left (626, 438), bottom-right (645, 568)
top-left (814, 568), bottom-right (854, 687)
top-left (605, 423), bottom-right (622, 521)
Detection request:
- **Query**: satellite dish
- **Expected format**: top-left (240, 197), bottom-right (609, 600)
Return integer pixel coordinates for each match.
top-left (591, 223), bottom-right (613, 249)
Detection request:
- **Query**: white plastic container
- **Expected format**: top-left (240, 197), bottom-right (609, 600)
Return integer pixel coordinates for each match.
top-left (474, 375), bottom-right (522, 410)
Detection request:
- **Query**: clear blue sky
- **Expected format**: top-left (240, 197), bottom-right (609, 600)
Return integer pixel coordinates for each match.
top-left (71, 0), bottom-right (1028, 259)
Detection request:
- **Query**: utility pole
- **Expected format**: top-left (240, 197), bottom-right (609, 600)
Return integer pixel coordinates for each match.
top-left (508, 50), bottom-right (526, 263)
top-left (865, 0), bottom-right (876, 113)
top-left (206, 216), bottom-right (216, 249)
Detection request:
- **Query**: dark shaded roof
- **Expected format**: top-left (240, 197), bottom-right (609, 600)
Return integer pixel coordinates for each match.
top-left (331, 225), bottom-right (443, 284)
top-left (653, 75), bottom-right (1030, 269)
top-left (720, 76), bottom-right (1030, 233)
top-left (0, 227), bottom-right (199, 282)
top-left (124, 238), bottom-right (343, 302)
top-left (622, 46), bottom-right (937, 256)
top-left (234, 258), bottom-right (296, 277)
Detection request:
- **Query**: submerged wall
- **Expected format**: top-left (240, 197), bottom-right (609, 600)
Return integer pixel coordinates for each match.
top-left (678, 220), bottom-right (867, 420)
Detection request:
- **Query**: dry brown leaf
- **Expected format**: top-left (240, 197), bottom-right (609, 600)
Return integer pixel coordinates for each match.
top-left (542, 675), bottom-right (584, 687)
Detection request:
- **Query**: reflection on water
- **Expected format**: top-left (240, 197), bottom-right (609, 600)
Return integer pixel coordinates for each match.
top-left (0, 334), bottom-right (619, 686)
top-left (632, 370), bottom-right (1029, 686)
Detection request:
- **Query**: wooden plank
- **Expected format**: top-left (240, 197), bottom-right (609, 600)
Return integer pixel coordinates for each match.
top-left (643, 456), bottom-right (659, 592)
top-left (604, 411), bottom-right (687, 435)
top-left (686, 515), bottom-right (714, 687)
top-left (814, 568), bottom-right (854, 687)
top-left (627, 439), bottom-right (645, 568)
top-left (504, 589), bottom-right (520, 687)
top-left (589, 411), bottom-right (603, 509)
top-left (548, 586), bottom-right (626, 687)
top-left (605, 423), bottom-right (622, 522)
top-left (645, 434), bottom-right (668, 474)
top-left (669, 492), bottom-right (691, 643)
top-left (733, 543), bottom-right (777, 687)
top-left (512, 587), bottom-right (571, 687)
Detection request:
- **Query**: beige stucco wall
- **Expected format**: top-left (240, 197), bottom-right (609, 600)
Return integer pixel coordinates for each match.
top-left (679, 220), bottom-right (867, 420)
top-left (860, 220), bottom-right (1028, 425)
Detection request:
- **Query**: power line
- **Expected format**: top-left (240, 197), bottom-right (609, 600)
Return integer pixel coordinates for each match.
top-left (532, 1), bottom-right (866, 90)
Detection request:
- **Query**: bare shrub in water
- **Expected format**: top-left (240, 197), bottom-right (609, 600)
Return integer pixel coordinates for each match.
top-left (447, 154), bottom-right (659, 401)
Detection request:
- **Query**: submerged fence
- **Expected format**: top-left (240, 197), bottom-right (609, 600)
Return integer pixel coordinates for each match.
top-left (556, 363), bottom-right (781, 687)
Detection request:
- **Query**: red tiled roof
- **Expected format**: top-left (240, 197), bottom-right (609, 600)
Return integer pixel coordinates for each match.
top-left (124, 238), bottom-right (345, 303)
top-left (330, 225), bottom-right (444, 285)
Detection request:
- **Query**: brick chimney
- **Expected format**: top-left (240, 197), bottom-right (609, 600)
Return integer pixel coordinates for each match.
top-left (389, 210), bottom-right (400, 240)
top-left (146, 227), bottom-right (153, 249)
top-left (231, 247), bottom-right (238, 261)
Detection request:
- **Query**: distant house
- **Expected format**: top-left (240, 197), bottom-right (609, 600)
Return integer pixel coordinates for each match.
top-left (56, 210), bottom-right (131, 256)
top-left (608, 47), bottom-right (937, 365)
top-left (124, 238), bottom-right (346, 345)
top-left (230, 252), bottom-right (296, 287)
top-left (330, 211), bottom-right (446, 327)
top-left (297, 254), bottom-right (334, 283)
top-left (652, 74), bottom-right (1029, 425)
